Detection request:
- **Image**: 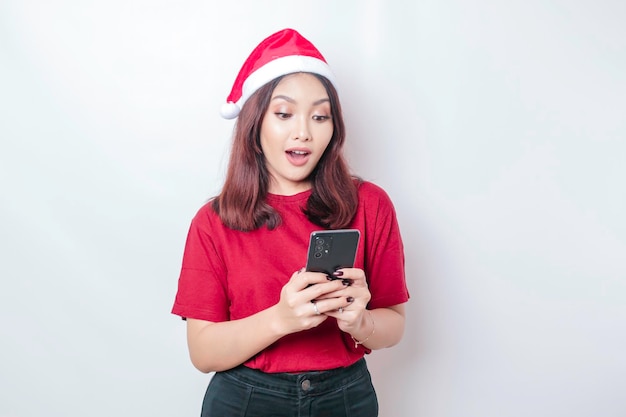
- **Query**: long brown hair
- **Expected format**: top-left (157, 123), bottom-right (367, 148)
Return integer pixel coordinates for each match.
top-left (212, 73), bottom-right (359, 231)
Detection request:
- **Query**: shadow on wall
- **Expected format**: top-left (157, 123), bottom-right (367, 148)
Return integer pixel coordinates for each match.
top-left (338, 72), bottom-right (444, 415)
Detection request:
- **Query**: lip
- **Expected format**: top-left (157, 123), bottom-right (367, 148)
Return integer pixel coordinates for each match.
top-left (285, 147), bottom-right (312, 167)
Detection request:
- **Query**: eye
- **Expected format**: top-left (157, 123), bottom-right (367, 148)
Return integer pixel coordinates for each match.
top-left (313, 115), bottom-right (331, 122)
top-left (274, 112), bottom-right (292, 120)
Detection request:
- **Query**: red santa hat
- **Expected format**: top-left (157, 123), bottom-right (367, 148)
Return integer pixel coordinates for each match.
top-left (220, 28), bottom-right (338, 119)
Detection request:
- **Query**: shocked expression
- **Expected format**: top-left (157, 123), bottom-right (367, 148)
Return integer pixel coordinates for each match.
top-left (260, 73), bottom-right (334, 195)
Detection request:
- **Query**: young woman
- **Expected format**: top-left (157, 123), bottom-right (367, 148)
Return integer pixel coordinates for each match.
top-left (172, 28), bottom-right (409, 417)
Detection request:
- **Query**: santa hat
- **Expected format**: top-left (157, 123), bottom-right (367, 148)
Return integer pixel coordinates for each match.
top-left (220, 28), bottom-right (338, 119)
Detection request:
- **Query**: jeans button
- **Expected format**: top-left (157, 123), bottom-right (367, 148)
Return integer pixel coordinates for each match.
top-left (301, 379), bottom-right (311, 391)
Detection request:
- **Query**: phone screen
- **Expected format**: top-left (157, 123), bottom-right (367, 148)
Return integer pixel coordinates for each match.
top-left (305, 229), bottom-right (360, 276)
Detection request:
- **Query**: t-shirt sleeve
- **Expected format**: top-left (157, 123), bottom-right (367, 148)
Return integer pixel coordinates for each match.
top-left (171, 207), bottom-right (230, 322)
top-left (363, 185), bottom-right (410, 309)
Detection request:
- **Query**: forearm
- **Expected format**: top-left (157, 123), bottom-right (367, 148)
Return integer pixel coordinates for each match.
top-left (186, 273), bottom-right (348, 373)
top-left (349, 304), bottom-right (405, 350)
top-left (187, 306), bottom-right (285, 373)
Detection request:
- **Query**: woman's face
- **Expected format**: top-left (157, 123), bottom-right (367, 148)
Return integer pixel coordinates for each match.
top-left (260, 73), bottom-right (334, 195)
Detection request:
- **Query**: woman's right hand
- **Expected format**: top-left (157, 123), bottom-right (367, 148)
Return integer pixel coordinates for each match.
top-left (273, 268), bottom-right (349, 335)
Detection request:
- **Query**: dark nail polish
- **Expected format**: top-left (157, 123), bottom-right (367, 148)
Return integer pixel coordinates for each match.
top-left (326, 275), bottom-right (333, 281)
top-left (333, 270), bottom-right (344, 277)
top-left (342, 279), bottom-right (352, 286)
top-left (347, 296), bottom-right (354, 303)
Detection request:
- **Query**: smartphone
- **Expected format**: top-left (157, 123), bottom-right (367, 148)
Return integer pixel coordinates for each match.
top-left (305, 229), bottom-right (360, 277)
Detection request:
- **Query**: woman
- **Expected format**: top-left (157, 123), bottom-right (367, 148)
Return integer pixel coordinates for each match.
top-left (172, 28), bottom-right (409, 416)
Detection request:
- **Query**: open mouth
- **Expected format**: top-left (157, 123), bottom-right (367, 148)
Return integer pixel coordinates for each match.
top-left (286, 150), bottom-right (310, 157)
top-left (285, 149), bottom-right (311, 166)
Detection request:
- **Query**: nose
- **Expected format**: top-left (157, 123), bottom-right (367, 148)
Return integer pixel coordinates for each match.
top-left (293, 115), bottom-right (311, 141)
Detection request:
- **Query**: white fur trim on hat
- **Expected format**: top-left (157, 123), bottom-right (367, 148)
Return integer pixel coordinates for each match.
top-left (220, 55), bottom-right (336, 119)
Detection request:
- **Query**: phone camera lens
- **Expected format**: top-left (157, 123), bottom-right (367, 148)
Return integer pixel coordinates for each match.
top-left (314, 252), bottom-right (323, 259)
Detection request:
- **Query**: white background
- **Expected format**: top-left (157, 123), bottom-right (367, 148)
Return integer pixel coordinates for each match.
top-left (1, 1), bottom-right (625, 416)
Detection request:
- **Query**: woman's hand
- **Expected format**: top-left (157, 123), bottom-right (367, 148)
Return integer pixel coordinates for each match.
top-left (273, 268), bottom-right (349, 335)
top-left (316, 268), bottom-right (372, 336)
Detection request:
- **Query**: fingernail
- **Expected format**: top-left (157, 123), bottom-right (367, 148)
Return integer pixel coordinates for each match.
top-left (333, 270), bottom-right (344, 277)
top-left (347, 296), bottom-right (354, 303)
top-left (342, 279), bottom-right (352, 286)
top-left (326, 275), bottom-right (333, 281)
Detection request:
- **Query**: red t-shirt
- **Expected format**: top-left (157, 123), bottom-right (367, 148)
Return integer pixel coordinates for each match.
top-left (172, 181), bottom-right (409, 373)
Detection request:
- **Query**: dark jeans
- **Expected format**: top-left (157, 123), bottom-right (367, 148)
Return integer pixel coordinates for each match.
top-left (201, 358), bottom-right (378, 417)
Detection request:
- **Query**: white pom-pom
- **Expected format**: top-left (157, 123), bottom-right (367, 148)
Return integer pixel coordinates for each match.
top-left (220, 102), bottom-right (240, 119)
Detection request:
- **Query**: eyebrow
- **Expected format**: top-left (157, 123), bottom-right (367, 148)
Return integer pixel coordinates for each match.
top-left (271, 95), bottom-right (330, 106)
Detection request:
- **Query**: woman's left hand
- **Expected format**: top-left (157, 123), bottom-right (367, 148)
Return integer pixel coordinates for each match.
top-left (315, 267), bottom-right (371, 335)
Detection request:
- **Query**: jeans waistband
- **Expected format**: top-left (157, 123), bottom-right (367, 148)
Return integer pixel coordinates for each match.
top-left (219, 358), bottom-right (369, 396)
